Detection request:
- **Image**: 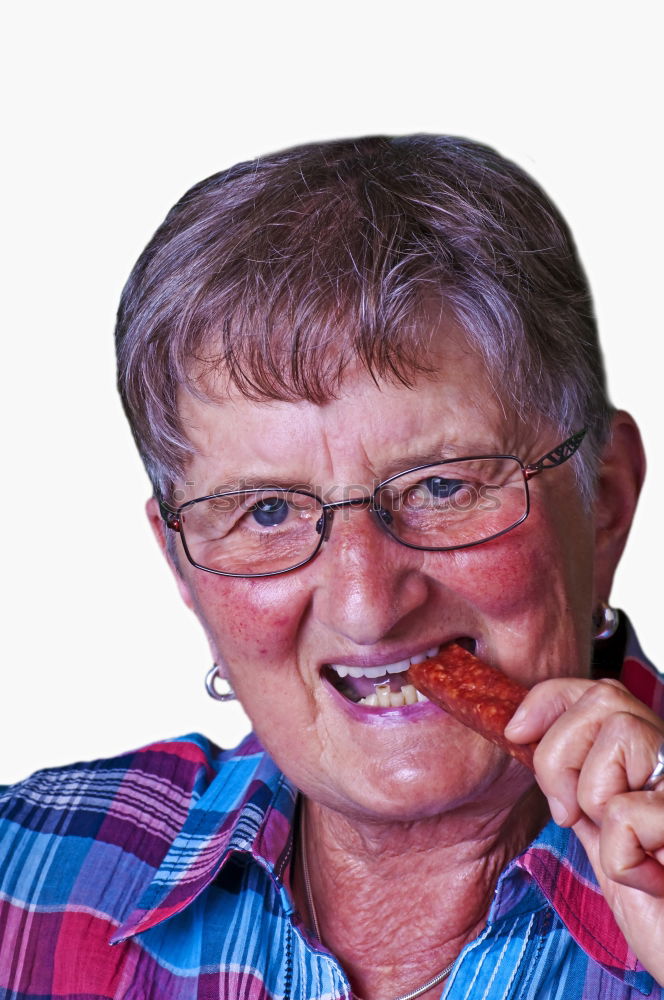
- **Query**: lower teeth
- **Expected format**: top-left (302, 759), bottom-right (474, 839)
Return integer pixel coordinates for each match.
top-left (357, 682), bottom-right (425, 707)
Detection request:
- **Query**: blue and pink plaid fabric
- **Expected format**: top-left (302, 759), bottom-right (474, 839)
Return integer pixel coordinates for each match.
top-left (1, 620), bottom-right (662, 999)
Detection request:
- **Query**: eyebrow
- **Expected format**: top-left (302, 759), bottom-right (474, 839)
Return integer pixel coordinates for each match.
top-left (201, 475), bottom-right (312, 494)
top-left (378, 442), bottom-right (507, 480)
top-left (194, 441), bottom-right (507, 496)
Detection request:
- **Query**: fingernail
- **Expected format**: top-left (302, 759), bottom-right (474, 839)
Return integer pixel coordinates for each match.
top-left (505, 706), bottom-right (527, 734)
top-left (549, 798), bottom-right (569, 826)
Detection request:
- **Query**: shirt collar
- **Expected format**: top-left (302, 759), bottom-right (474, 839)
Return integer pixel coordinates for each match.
top-left (113, 611), bottom-right (662, 987)
top-left (621, 614), bottom-right (664, 717)
top-left (492, 614), bottom-right (661, 994)
top-left (111, 732), bottom-right (298, 943)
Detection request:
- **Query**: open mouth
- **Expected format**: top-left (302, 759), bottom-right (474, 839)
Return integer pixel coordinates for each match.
top-left (321, 637), bottom-right (476, 708)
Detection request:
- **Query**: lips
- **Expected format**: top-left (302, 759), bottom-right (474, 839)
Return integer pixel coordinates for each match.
top-left (322, 637), bottom-right (476, 707)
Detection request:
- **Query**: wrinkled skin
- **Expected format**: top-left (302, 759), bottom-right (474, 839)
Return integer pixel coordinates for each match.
top-left (148, 333), bottom-right (660, 996)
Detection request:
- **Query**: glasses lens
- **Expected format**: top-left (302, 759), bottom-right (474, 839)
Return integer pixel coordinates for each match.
top-left (377, 457), bottom-right (527, 549)
top-left (181, 490), bottom-right (323, 576)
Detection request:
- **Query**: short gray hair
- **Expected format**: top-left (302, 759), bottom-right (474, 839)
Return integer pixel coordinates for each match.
top-left (115, 135), bottom-right (612, 503)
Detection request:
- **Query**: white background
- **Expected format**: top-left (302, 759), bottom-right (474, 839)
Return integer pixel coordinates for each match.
top-left (2, 2), bottom-right (662, 784)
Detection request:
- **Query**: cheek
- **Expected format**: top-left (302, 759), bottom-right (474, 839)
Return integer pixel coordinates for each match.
top-left (188, 576), bottom-right (319, 756)
top-left (430, 530), bottom-right (540, 613)
top-left (431, 505), bottom-right (592, 621)
top-left (191, 572), bottom-right (309, 661)
top-left (436, 505), bottom-right (594, 683)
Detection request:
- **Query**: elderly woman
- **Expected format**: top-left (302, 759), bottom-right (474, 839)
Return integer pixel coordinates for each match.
top-left (1, 135), bottom-right (663, 1000)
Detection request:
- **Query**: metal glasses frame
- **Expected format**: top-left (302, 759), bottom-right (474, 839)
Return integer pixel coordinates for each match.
top-left (159, 428), bottom-right (587, 579)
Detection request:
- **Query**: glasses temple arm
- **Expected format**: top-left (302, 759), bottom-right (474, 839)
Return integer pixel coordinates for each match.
top-left (523, 428), bottom-right (587, 481)
top-left (157, 496), bottom-right (182, 531)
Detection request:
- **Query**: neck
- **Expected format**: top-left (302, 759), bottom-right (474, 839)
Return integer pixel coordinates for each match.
top-left (294, 786), bottom-right (548, 1000)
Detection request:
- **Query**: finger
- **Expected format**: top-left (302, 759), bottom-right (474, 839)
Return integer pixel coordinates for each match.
top-left (506, 675), bottom-right (663, 745)
top-left (529, 681), bottom-right (662, 826)
top-left (576, 715), bottom-right (664, 825)
top-left (597, 791), bottom-right (664, 896)
top-left (573, 813), bottom-right (664, 981)
top-left (505, 677), bottom-right (602, 743)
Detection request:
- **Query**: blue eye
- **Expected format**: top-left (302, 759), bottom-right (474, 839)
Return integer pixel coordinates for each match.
top-left (251, 497), bottom-right (289, 527)
top-left (422, 477), bottom-right (467, 499)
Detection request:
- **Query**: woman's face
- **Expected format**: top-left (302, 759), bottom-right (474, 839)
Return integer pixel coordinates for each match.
top-left (153, 335), bottom-right (598, 822)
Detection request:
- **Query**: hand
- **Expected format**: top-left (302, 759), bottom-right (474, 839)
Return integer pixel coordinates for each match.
top-left (505, 677), bottom-right (664, 984)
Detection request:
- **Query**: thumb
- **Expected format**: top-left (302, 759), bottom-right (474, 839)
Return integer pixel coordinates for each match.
top-left (504, 677), bottom-right (596, 743)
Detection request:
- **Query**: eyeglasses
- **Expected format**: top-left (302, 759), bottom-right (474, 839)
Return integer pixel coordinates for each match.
top-left (159, 429), bottom-right (586, 579)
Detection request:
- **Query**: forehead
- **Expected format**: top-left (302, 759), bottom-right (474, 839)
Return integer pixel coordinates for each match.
top-left (176, 333), bottom-right (534, 493)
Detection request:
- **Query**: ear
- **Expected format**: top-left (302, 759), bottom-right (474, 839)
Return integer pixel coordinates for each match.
top-left (592, 410), bottom-right (646, 602)
top-left (145, 496), bottom-right (196, 612)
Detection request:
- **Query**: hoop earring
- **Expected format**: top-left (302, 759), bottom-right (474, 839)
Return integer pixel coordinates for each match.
top-left (593, 601), bottom-right (619, 641)
top-left (205, 664), bottom-right (237, 702)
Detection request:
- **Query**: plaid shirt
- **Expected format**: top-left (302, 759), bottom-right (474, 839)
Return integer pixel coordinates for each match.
top-left (1, 619), bottom-right (663, 999)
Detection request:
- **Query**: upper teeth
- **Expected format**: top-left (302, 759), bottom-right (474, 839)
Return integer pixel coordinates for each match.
top-left (330, 646), bottom-right (440, 679)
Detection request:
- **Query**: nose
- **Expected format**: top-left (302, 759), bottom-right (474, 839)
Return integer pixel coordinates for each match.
top-left (312, 503), bottom-right (430, 646)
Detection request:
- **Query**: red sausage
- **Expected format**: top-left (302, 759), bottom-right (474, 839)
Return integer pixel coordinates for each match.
top-left (406, 642), bottom-right (536, 770)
